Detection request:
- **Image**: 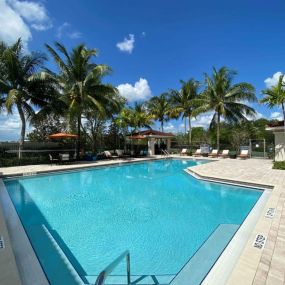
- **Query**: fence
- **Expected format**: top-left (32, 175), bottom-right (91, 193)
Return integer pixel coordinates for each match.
top-left (0, 141), bottom-right (75, 167)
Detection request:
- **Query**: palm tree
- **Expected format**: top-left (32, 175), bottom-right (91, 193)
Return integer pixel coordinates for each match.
top-left (170, 79), bottom-right (200, 145)
top-left (147, 93), bottom-right (171, 132)
top-left (115, 108), bottom-right (135, 151)
top-left (194, 67), bottom-right (256, 151)
top-left (132, 103), bottom-right (153, 130)
top-left (0, 39), bottom-right (56, 158)
top-left (46, 42), bottom-right (120, 158)
top-left (261, 74), bottom-right (285, 133)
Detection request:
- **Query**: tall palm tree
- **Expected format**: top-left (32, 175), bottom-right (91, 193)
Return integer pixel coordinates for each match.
top-left (0, 39), bottom-right (56, 158)
top-left (194, 67), bottom-right (256, 151)
top-left (170, 79), bottom-right (200, 145)
top-left (147, 93), bottom-right (171, 132)
top-left (132, 102), bottom-right (153, 130)
top-left (261, 74), bottom-right (285, 133)
top-left (46, 42), bottom-right (120, 158)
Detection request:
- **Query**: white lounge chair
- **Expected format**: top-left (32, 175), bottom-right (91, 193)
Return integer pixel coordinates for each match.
top-left (221, 150), bottom-right (229, 158)
top-left (238, 150), bottom-right (249, 159)
top-left (115, 149), bottom-right (124, 157)
top-left (193, 149), bottom-right (201, 157)
top-left (104, 151), bottom-right (117, 159)
top-left (208, 149), bottom-right (218, 158)
top-left (180, 148), bottom-right (187, 156)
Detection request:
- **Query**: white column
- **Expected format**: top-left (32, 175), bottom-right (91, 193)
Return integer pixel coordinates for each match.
top-left (148, 138), bottom-right (155, 156)
top-left (166, 138), bottom-right (171, 152)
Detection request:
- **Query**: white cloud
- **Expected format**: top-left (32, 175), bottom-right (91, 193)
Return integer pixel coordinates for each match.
top-left (163, 123), bottom-right (175, 132)
top-left (56, 22), bottom-right (82, 39)
top-left (116, 34), bottom-right (135, 53)
top-left (69, 31), bottom-right (82, 39)
top-left (0, 110), bottom-right (33, 141)
top-left (56, 22), bottom-right (69, 38)
top-left (270, 111), bottom-right (283, 121)
top-left (192, 112), bottom-right (214, 128)
top-left (117, 78), bottom-right (152, 102)
top-left (0, 0), bottom-right (51, 49)
top-left (264, 71), bottom-right (285, 88)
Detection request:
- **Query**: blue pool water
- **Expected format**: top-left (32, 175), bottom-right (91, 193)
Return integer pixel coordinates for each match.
top-left (4, 159), bottom-right (262, 285)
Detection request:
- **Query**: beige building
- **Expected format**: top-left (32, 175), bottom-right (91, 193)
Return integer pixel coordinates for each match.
top-left (266, 121), bottom-right (285, 161)
top-left (128, 129), bottom-right (174, 156)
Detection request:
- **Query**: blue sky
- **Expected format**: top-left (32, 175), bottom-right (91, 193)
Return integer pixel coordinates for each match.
top-left (1, 0), bottom-right (285, 140)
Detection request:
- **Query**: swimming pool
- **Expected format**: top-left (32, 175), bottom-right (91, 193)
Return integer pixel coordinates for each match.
top-left (4, 159), bottom-right (262, 285)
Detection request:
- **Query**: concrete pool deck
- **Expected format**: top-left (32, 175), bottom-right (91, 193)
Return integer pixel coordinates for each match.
top-left (0, 156), bottom-right (284, 284)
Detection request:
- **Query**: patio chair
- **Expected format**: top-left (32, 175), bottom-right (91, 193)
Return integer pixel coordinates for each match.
top-left (180, 148), bottom-right (188, 156)
top-left (115, 149), bottom-right (131, 159)
top-left (59, 153), bottom-right (70, 163)
top-left (192, 149), bottom-right (201, 157)
top-left (220, 150), bottom-right (229, 158)
top-left (104, 151), bottom-right (117, 159)
top-left (238, 150), bottom-right (249, 159)
top-left (208, 149), bottom-right (218, 158)
top-left (49, 154), bottom-right (59, 166)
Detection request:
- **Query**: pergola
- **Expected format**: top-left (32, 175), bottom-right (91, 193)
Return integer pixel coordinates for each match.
top-left (128, 129), bottom-right (174, 156)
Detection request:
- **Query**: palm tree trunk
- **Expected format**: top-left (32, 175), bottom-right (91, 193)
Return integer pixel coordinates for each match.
top-left (184, 117), bottom-right (187, 135)
top-left (77, 115), bottom-right (81, 160)
top-left (217, 113), bottom-right (220, 152)
top-left (188, 115), bottom-right (192, 146)
top-left (161, 121), bottom-right (164, 132)
top-left (282, 102), bottom-right (285, 139)
top-left (17, 104), bottom-right (26, 159)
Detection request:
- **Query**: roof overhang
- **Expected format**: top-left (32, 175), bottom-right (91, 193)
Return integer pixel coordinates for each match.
top-left (266, 126), bottom-right (285, 132)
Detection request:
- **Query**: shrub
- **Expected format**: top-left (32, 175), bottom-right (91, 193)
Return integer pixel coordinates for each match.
top-left (273, 161), bottom-right (285, 170)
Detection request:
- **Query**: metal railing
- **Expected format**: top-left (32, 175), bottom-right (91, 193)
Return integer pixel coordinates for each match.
top-left (95, 250), bottom-right (131, 285)
top-left (161, 149), bottom-right (170, 157)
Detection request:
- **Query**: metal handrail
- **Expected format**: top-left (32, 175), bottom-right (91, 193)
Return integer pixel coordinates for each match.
top-left (95, 250), bottom-right (131, 285)
top-left (162, 149), bottom-right (170, 156)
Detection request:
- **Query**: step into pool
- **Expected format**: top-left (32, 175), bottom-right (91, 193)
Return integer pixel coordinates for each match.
top-left (4, 159), bottom-right (262, 285)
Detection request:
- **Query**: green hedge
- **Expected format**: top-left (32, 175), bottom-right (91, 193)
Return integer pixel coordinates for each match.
top-left (273, 161), bottom-right (285, 170)
top-left (0, 156), bottom-right (49, 167)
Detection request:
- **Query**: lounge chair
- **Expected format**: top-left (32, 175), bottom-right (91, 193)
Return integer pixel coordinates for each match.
top-left (208, 149), bottom-right (218, 158)
top-left (220, 150), bottom-right (229, 158)
top-left (115, 149), bottom-right (130, 158)
top-left (180, 148), bottom-right (188, 156)
top-left (192, 149), bottom-right (201, 157)
top-left (238, 150), bottom-right (249, 159)
top-left (104, 151), bottom-right (117, 159)
top-left (49, 154), bottom-right (59, 165)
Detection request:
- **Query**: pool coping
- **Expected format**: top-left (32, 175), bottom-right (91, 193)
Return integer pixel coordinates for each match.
top-left (0, 157), bottom-right (275, 285)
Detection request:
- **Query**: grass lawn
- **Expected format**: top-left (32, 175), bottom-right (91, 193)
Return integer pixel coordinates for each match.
top-left (273, 161), bottom-right (285, 170)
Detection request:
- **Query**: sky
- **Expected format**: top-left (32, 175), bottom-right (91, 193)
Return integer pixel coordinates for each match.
top-left (1, 0), bottom-right (285, 140)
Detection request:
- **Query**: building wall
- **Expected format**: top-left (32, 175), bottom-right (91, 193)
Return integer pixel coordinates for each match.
top-left (274, 132), bottom-right (285, 161)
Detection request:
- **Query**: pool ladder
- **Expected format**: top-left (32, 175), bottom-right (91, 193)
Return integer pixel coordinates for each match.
top-left (95, 250), bottom-right (131, 285)
top-left (162, 149), bottom-right (170, 158)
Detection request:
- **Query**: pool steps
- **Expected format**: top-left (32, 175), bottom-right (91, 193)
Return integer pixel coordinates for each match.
top-left (27, 224), bottom-right (84, 285)
top-left (170, 224), bottom-right (239, 285)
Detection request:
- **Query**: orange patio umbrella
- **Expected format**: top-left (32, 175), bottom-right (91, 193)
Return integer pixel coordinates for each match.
top-left (48, 132), bottom-right (78, 139)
